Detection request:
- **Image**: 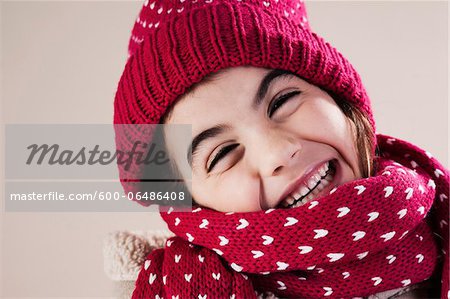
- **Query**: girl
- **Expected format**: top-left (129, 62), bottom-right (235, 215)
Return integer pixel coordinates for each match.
top-left (113, 0), bottom-right (449, 298)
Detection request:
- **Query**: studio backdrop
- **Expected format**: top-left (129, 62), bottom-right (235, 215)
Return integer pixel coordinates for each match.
top-left (1, 0), bottom-right (447, 297)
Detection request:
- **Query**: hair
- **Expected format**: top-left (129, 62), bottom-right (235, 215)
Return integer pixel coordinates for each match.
top-left (158, 68), bottom-right (377, 206)
top-left (329, 92), bottom-right (377, 178)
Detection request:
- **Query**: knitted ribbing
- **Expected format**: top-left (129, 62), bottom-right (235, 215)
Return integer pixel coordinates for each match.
top-left (113, 1), bottom-right (374, 201)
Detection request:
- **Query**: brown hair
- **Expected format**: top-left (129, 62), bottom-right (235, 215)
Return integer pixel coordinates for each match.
top-left (329, 93), bottom-right (376, 178)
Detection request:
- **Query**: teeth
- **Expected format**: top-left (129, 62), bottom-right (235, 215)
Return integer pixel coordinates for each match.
top-left (319, 162), bottom-right (330, 176)
top-left (307, 178), bottom-right (317, 189)
top-left (291, 201), bottom-right (302, 208)
top-left (291, 191), bottom-right (301, 200)
top-left (317, 179), bottom-right (327, 191)
top-left (311, 186), bottom-right (320, 195)
top-left (281, 161), bottom-right (335, 208)
top-left (284, 195), bottom-right (295, 206)
top-left (318, 167), bottom-right (326, 177)
top-left (292, 186), bottom-right (309, 200)
top-left (300, 186), bottom-right (309, 197)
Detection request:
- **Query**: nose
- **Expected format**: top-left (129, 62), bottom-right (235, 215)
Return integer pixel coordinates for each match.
top-left (249, 128), bottom-right (301, 178)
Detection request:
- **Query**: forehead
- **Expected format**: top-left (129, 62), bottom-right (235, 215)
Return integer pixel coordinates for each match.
top-left (186, 66), bottom-right (270, 99)
top-left (166, 67), bottom-right (260, 122)
top-left (167, 66), bottom-right (305, 124)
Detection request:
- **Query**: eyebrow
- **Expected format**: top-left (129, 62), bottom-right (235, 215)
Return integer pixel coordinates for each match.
top-left (187, 69), bottom-right (298, 167)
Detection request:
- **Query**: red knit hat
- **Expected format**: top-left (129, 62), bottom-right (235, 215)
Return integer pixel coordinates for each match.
top-left (113, 0), bottom-right (376, 206)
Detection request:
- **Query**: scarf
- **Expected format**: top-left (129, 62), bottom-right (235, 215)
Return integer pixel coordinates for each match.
top-left (132, 134), bottom-right (449, 299)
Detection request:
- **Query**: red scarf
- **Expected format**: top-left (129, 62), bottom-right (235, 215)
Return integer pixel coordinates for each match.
top-left (132, 134), bottom-right (449, 299)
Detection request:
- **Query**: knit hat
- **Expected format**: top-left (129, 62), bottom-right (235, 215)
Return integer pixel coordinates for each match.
top-left (113, 0), bottom-right (375, 206)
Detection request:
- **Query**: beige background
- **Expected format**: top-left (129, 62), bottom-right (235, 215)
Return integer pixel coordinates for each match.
top-left (1, 0), bottom-right (448, 298)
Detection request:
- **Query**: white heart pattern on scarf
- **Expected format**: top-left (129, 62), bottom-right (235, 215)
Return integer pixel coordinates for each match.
top-left (313, 229), bottom-right (328, 239)
top-left (380, 231), bottom-right (396, 242)
top-left (212, 272), bottom-right (220, 280)
top-left (416, 254), bottom-right (424, 263)
top-left (186, 233), bottom-right (194, 242)
top-left (149, 273), bottom-right (157, 284)
top-left (298, 246), bottom-right (313, 254)
top-left (219, 236), bottom-right (229, 246)
top-left (144, 260), bottom-right (151, 270)
top-left (401, 279), bottom-right (412, 286)
top-left (367, 212), bottom-right (379, 222)
top-left (386, 255), bottom-right (396, 264)
top-left (357, 251), bottom-right (369, 260)
top-left (405, 188), bottom-right (414, 199)
top-left (323, 287), bottom-right (333, 296)
top-left (199, 219), bottom-right (209, 229)
top-left (327, 253), bottom-right (345, 262)
top-left (252, 250), bottom-right (264, 258)
top-left (276, 261), bottom-right (289, 270)
top-left (277, 280), bottom-right (286, 290)
top-left (230, 263), bottom-right (243, 272)
top-left (262, 235), bottom-right (274, 245)
top-left (175, 254), bottom-right (181, 263)
top-left (284, 217), bottom-right (298, 226)
top-left (384, 186), bottom-right (394, 198)
top-left (308, 201), bottom-right (319, 209)
top-left (352, 231), bottom-right (366, 241)
top-left (372, 277), bottom-right (382, 286)
top-left (337, 207), bottom-right (350, 217)
top-left (236, 219), bottom-right (249, 230)
top-left (354, 185), bottom-right (366, 195)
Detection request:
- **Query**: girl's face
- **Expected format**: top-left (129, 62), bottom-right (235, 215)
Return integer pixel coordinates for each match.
top-left (164, 66), bottom-right (362, 212)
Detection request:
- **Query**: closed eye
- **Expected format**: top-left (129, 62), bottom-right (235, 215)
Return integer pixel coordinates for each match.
top-left (207, 143), bottom-right (240, 172)
top-left (268, 90), bottom-right (302, 118)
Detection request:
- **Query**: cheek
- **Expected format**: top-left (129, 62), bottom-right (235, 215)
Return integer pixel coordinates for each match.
top-left (292, 100), bottom-right (358, 161)
top-left (302, 102), bottom-right (349, 138)
top-left (191, 170), bottom-right (261, 212)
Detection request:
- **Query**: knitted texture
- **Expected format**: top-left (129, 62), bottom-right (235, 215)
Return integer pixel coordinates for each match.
top-left (113, 0), bottom-right (376, 203)
top-left (131, 134), bottom-right (449, 298)
top-left (103, 230), bottom-right (175, 281)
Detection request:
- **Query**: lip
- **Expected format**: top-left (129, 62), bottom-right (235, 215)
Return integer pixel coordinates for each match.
top-left (277, 159), bottom-right (337, 206)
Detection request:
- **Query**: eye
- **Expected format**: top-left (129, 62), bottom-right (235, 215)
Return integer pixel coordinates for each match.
top-left (268, 90), bottom-right (302, 118)
top-left (207, 143), bottom-right (239, 172)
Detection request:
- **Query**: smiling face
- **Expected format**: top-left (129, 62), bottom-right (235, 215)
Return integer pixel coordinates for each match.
top-left (163, 66), bottom-right (364, 212)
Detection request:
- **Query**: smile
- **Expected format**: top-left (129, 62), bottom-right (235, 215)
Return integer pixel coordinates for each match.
top-left (279, 159), bottom-right (337, 208)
